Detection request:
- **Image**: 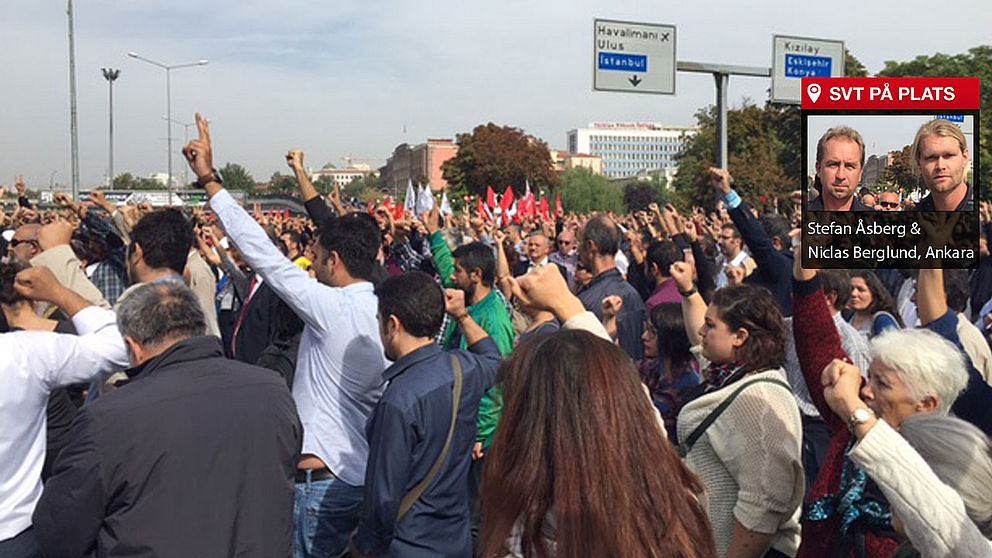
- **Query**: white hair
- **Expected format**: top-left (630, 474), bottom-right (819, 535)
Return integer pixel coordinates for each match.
top-left (899, 414), bottom-right (992, 538)
top-left (870, 328), bottom-right (968, 414)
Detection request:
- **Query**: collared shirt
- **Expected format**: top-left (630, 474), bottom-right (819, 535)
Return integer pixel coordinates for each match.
top-left (917, 182), bottom-right (974, 211)
top-left (578, 268), bottom-right (646, 360)
top-left (90, 260), bottom-right (127, 306)
top-left (645, 279), bottom-right (682, 314)
top-left (784, 312), bottom-right (871, 417)
top-left (0, 307), bottom-right (128, 541)
top-left (808, 195), bottom-right (872, 211)
top-left (356, 339), bottom-right (501, 556)
top-left (212, 189), bottom-right (388, 486)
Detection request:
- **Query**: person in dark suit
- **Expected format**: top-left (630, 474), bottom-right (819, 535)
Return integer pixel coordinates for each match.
top-left (32, 281), bottom-right (302, 558)
top-left (512, 231), bottom-right (568, 281)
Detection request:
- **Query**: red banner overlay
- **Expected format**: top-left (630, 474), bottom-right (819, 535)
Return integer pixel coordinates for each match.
top-left (801, 78), bottom-right (979, 110)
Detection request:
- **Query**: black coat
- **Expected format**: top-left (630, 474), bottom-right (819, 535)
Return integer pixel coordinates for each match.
top-left (33, 336), bottom-right (302, 558)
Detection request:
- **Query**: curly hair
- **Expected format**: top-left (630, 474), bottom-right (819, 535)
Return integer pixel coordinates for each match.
top-left (709, 284), bottom-right (786, 373)
top-left (0, 261), bottom-right (30, 306)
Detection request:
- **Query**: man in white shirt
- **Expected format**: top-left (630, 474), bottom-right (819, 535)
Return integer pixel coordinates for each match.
top-left (0, 267), bottom-right (128, 557)
top-left (714, 223), bottom-right (754, 289)
top-left (183, 114), bottom-right (389, 558)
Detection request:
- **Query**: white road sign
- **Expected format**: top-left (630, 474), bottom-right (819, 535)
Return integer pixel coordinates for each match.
top-left (771, 34), bottom-right (844, 104)
top-left (593, 19), bottom-right (676, 95)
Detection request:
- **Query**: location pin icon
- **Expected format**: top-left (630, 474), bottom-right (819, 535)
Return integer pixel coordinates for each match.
top-left (807, 83), bottom-right (821, 103)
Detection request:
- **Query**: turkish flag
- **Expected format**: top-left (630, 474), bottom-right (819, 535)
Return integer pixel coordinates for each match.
top-left (539, 196), bottom-right (550, 221)
top-left (486, 186), bottom-right (497, 209)
top-left (555, 193), bottom-right (563, 216)
top-left (500, 186), bottom-right (515, 213)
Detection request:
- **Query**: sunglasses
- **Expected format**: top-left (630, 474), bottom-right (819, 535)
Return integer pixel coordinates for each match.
top-left (9, 238), bottom-right (39, 248)
top-left (879, 202), bottom-right (900, 208)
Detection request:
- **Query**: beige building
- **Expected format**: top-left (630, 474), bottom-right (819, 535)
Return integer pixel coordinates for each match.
top-left (311, 164), bottom-right (376, 189)
top-left (551, 150), bottom-right (604, 174)
top-left (567, 122), bottom-right (696, 180)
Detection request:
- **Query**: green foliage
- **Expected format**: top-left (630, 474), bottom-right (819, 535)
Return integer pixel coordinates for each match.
top-left (877, 45), bottom-right (991, 201)
top-left (442, 122), bottom-right (560, 197)
top-left (560, 167), bottom-right (623, 214)
top-left (672, 102), bottom-right (794, 209)
top-left (343, 174), bottom-right (381, 200)
top-left (881, 145), bottom-right (920, 192)
top-left (622, 176), bottom-right (668, 212)
top-left (268, 172), bottom-right (298, 194)
top-left (845, 50), bottom-right (869, 77)
top-left (314, 175), bottom-right (335, 194)
top-left (220, 163), bottom-right (256, 193)
top-left (111, 172), bottom-right (166, 190)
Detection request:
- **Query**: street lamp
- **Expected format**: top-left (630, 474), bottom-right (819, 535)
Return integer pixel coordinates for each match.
top-left (127, 51), bottom-right (207, 204)
top-left (102, 68), bottom-right (121, 189)
top-left (162, 115), bottom-right (196, 185)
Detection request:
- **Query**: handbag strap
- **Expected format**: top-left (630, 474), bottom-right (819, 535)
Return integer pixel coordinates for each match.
top-left (397, 354), bottom-right (464, 521)
top-left (678, 377), bottom-right (792, 458)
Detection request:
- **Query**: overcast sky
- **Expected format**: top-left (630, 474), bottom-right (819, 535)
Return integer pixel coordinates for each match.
top-left (0, 0), bottom-right (988, 189)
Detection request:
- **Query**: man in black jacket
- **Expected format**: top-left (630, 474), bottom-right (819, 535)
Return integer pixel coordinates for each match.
top-left (32, 281), bottom-right (302, 558)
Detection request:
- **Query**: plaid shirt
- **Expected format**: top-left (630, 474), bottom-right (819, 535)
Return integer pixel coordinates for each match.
top-left (90, 261), bottom-right (127, 307)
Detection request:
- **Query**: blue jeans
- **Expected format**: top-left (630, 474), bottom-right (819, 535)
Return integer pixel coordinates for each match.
top-left (294, 471), bottom-right (364, 558)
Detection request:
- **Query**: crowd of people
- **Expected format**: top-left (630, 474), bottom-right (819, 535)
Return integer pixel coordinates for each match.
top-left (1, 113), bottom-right (990, 558)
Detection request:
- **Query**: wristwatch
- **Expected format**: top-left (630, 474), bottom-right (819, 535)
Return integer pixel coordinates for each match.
top-left (847, 407), bottom-right (876, 433)
top-left (679, 285), bottom-right (698, 298)
top-left (196, 168), bottom-right (223, 188)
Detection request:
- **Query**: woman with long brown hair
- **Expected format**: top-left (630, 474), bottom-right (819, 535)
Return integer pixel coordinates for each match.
top-left (480, 329), bottom-right (716, 558)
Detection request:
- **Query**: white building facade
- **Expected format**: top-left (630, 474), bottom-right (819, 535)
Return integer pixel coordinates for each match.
top-left (567, 122), bottom-right (696, 182)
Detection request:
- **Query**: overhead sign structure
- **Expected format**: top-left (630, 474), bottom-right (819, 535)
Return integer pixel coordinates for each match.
top-left (771, 34), bottom-right (844, 104)
top-left (593, 19), bottom-right (676, 95)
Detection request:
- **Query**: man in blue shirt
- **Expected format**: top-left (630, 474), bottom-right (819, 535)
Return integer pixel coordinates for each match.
top-left (353, 272), bottom-right (500, 557)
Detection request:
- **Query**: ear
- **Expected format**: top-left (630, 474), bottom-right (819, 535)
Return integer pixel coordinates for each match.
top-left (771, 237), bottom-right (784, 252)
top-left (825, 292), bottom-right (838, 309)
top-left (915, 394), bottom-right (939, 415)
top-left (731, 327), bottom-right (750, 349)
top-left (131, 243), bottom-right (144, 263)
top-left (124, 335), bottom-right (143, 364)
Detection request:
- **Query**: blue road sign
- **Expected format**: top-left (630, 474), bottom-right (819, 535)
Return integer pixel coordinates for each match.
top-left (784, 54), bottom-right (832, 78)
top-left (936, 114), bottom-right (965, 123)
top-left (598, 52), bottom-right (647, 73)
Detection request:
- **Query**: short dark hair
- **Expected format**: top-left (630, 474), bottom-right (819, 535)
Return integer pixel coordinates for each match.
top-left (710, 284), bottom-right (786, 374)
top-left (376, 271), bottom-right (445, 339)
top-left (819, 269), bottom-right (852, 311)
top-left (582, 216), bottom-right (620, 256)
top-left (943, 269), bottom-right (970, 313)
top-left (317, 213), bottom-right (381, 281)
top-left (452, 242), bottom-right (496, 286)
top-left (759, 214), bottom-right (790, 251)
top-left (645, 241), bottom-right (683, 278)
top-left (130, 209), bottom-right (195, 275)
top-left (0, 261), bottom-right (30, 306)
top-left (116, 281), bottom-right (207, 346)
top-left (720, 223), bottom-right (741, 238)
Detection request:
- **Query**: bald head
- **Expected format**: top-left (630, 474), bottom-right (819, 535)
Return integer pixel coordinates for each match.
top-left (8, 224), bottom-right (42, 264)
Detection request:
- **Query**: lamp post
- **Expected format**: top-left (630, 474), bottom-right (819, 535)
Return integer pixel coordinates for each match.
top-left (102, 68), bottom-right (121, 189)
top-left (67, 0), bottom-right (79, 200)
top-left (162, 116), bottom-right (195, 186)
top-left (127, 52), bottom-right (207, 205)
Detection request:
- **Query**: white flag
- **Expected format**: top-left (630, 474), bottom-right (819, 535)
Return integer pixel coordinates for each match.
top-left (416, 184), bottom-right (435, 216)
top-left (440, 191), bottom-right (453, 216)
top-left (403, 179), bottom-right (417, 215)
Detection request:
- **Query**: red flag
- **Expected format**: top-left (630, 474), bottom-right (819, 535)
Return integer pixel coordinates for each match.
top-left (367, 201), bottom-right (375, 215)
top-left (500, 186), bottom-right (515, 213)
top-left (555, 193), bottom-right (563, 215)
top-left (539, 196), bottom-right (550, 220)
top-left (476, 197), bottom-right (492, 221)
top-left (486, 186), bottom-right (497, 210)
top-left (500, 209), bottom-right (510, 227)
top-left (392, 203), bottom-right (405, 221)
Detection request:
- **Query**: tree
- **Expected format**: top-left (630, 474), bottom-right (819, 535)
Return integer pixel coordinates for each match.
top-left (442, 123), bottom-right (559, 198)
top-left (344, 173), bottom-right (381, 200)
top-left (672, 102), bottom-right (792, 209)
top-left (220, 163), bottom-right (256, 193)
top-left (882, 145), bottom-right (919, 192)
top-left (268, 172), bottom-right (298, 195)
top-left (623, 176), bottom-right (668, 212)
top-left (112, 173), bottom-right (166, 190)
top-left (877, 45), bottom-right (991, 200)
top-left (560, 167), bottom-right (623, 214)
top-left (845, 50), bottom-right (869, 78)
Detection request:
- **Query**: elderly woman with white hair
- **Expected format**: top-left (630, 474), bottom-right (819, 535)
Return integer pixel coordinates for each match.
top-left (822, 362), bottom-right (992, 557)
top-left (790, 258), bottom-right (992, 558)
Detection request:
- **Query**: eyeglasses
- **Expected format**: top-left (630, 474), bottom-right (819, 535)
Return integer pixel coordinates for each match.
top-left (9, 238), bottom-right (39, 248)
top-left (879, 201), bottom-right (900, 208)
